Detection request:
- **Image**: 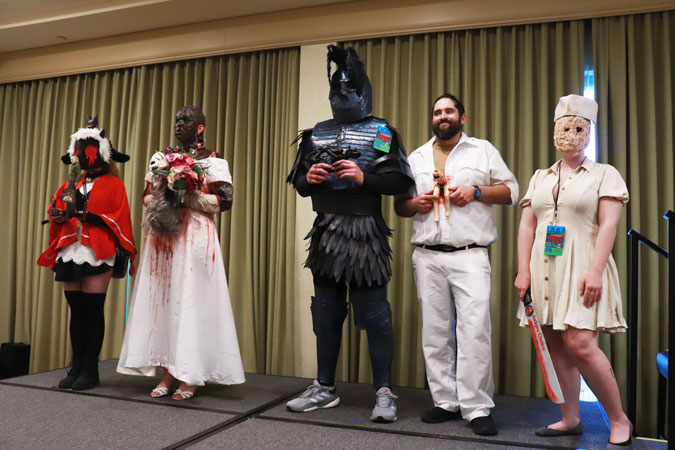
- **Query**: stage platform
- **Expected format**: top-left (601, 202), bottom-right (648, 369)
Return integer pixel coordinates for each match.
top-left (0, 359), bottom-right (666, 450)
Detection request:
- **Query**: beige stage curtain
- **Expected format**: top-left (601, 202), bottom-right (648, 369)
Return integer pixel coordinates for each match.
top-left (593, 11), bottom-right (674, 435)
top-left (343, 20), bottom-right (586, 394)
top-left (0, 47), bottom-right (300, 376)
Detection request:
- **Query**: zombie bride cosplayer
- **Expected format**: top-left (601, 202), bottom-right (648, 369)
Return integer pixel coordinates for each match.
top-left (117, 106), bottom-right (245, 400)
top-left (287, 45), bottom-right (414, 422)
top-left (38, 116), bottom-right (136, 391)
top-left (514, 95), bottom-right (632, 449)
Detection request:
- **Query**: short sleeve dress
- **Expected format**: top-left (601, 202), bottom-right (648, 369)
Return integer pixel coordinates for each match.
top-left (117, 157), bottom-right (245, 386)
top-left (517, 158), bottom-right (629, 333)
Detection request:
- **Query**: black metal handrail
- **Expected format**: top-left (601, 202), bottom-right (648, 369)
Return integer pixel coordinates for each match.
top-left (627, 210), bottom-right (673, 445)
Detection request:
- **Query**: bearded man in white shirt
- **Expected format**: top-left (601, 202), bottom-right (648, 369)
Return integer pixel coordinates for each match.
top-left (394, 94), bottom-right (518, 436)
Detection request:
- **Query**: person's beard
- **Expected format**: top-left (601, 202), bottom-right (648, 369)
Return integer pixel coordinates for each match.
top-left (433, 120), bottom-right (462, 140)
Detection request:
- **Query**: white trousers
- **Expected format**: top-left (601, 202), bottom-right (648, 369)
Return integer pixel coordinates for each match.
top-left (412, 246), bottom-right (495, 421)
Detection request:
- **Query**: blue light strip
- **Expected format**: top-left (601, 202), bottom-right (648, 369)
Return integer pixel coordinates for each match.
top-left (125, 265), bottom-right (130, 324)
top-left (583, 69), bottom-right (597, 161)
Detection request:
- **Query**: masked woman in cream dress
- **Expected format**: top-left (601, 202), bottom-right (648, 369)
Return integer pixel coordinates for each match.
top-left (514, 95), bottom-right (632, 449)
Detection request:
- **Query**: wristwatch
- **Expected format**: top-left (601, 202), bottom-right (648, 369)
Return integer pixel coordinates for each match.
top-left (473, 185), bottom-right (482, 200)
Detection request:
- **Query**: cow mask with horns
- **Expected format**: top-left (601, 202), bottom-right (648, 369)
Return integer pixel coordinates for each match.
top-left (61, 115), bottom-right (129, 168)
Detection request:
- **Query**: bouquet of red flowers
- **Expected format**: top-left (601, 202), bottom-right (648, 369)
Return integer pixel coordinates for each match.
top-left (150, 146), bottom-right (207, 203)
top-left (144, 146), bottom-right (208, 235)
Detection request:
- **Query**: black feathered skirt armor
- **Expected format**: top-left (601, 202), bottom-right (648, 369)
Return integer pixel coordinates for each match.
top-left (305, 212), bottom-right (392, 288)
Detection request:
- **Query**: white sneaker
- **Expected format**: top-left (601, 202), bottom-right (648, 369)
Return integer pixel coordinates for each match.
top-left (370, 387), bottom-right (398, 423)
top-left (286, 380), bottom-right (340, 412)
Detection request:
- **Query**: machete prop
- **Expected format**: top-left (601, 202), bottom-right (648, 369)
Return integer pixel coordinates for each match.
top-left (523, 290), bottom-right (565, 404)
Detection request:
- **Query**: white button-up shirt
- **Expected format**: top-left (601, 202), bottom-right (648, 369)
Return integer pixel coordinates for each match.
top-left (408, 133), bottom-right (519, 247)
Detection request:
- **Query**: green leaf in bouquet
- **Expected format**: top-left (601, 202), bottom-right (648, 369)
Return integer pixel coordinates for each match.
top-left (176, 189), bottom-right (187, 204)
top-left (173, 178), bottom-right (187, 191)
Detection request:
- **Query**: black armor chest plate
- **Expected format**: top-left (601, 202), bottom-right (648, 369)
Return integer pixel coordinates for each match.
top-left (309, 117), bottom-right (388, 190)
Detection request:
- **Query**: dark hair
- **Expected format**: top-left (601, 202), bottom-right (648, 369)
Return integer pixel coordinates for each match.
top-left (431, 93), bottom-right (465, 117)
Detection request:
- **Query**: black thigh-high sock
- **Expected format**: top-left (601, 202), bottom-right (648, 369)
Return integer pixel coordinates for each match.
top-left (83, 292), bottom-right (106, 376)
top-left (64, 290), bottom-right (86, 369)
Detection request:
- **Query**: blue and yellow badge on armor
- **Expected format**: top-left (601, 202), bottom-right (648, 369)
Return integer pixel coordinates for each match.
top-left (373, 125), bottom-right (392, 153)
top-left (544, 225), bottom-right (565, 256)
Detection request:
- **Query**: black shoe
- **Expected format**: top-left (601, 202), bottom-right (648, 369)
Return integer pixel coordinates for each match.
top-left (471, 415), bottom-right (498, 436)
top-left (71, 361), bottom-right (99, 391)
top-left (57, 365), bottom-right (81, 389)
top-left (605, 421), bottom-right (633, 449)
top-left (535, 422), bottom-right (583, 436)
top-left (71, 371), bottom-right (99, 390)
top-left (421, 407), bottom-right (462, 423)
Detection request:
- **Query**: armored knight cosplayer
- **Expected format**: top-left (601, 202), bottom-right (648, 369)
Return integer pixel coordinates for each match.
top-left (38, 116), bottom-right (136, 390)
top-left (287, 45), bottom-right (414, 422)
top-left (117, 106), bottom-right (245, 401)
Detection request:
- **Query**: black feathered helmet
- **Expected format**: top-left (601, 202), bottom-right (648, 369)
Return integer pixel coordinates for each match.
top-left (327, 45), bottom-right (373, 123)
top-left (61, 115), bottom-right (130, 167)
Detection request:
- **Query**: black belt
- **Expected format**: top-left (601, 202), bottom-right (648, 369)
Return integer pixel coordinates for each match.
top-left (415, 243), bottom-right (487, 253)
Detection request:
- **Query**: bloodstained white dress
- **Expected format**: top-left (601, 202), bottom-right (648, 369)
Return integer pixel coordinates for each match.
top-left (117, 157), bottom-right (245, 386)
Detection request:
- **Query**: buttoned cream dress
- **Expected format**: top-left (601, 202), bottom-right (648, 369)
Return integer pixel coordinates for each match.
top-left (517, 158), bottom-right (629, 333)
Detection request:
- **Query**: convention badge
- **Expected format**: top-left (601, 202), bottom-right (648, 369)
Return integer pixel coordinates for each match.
top-left (544, 225), bottom-right (565, 256)
top-left (373, 125), bottom-right (392, 153)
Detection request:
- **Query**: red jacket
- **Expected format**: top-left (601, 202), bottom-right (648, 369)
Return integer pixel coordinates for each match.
top-left (37, 174), bottom-right (137, 275)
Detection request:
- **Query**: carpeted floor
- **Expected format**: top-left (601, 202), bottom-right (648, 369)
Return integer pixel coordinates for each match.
top-left (0, 359), bottom-right (666, 450)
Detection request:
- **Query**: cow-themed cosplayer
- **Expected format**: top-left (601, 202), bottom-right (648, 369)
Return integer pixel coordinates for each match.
top-left (287, 45), bottom-right (414, 422)
top-left (117, 106), bottom-right (245, 401)
top-left (38, 116), bottom-right (136, 391)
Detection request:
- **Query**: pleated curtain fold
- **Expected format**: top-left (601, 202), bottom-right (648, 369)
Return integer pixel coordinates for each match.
top-left (0, 48), bottom-right (300, 377)
top-left (592, 10), bottom-right (674, 436)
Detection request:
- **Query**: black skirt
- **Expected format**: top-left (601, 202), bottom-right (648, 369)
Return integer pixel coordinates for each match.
top-left (53, 260), bottom-right (113, 282)
top-left (305, 213), bottom-right (392, 289)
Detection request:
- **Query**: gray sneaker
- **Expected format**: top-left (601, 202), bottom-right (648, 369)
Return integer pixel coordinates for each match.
top-left (370, 387), bottom-right (398, 423)
top-left (286, 380), bottom-right (340, 412)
